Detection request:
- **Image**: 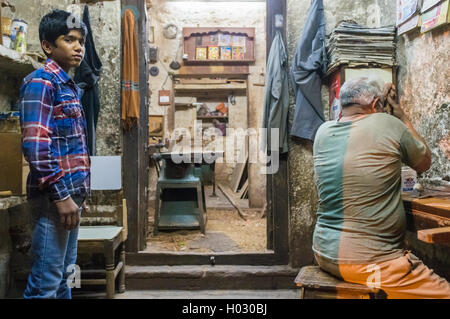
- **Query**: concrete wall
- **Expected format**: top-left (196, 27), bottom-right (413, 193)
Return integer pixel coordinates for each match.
top-left (146, 0), bottom-right (267, 207)
top-left (396, 25), bottom-right (450, 279)
top-left (397, 26), bottom-right (450, 187)
top-left (1, 0), bottom-right (122, 156)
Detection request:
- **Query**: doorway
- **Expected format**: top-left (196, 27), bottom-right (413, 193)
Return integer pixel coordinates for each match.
top-left (125, 0), bottom-right (288, 266)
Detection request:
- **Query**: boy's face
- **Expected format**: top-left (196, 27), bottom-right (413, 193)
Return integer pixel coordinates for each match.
top-left (42, 29), bottom-right (85, 72)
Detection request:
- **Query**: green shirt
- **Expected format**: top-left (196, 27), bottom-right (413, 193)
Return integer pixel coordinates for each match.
top-left (312, 113), bottom-right (427, 264)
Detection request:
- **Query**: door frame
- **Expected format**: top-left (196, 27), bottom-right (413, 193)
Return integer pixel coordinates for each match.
top-left (125, 0), bottom-right (289, 266)
top-left (122, 0), bottom-right (150, 253)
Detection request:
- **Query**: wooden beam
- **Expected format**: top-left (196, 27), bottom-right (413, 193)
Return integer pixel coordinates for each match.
top-left (177, 65), bottom-right (249, 77)
top-left (126, 251), bottom-right (283, 266)
top-left (122, 0), bottom-right (149, 252)
top-left (0, 4), bottom-right (3, 46)
top-left (266, 0), bottom-right (286, 56)
top-left (265, 0), bottom-right (287, 257)
top-left (417, 227), bottom-right (450, 244)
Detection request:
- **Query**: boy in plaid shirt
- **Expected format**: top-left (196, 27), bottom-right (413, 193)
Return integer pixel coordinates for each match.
top-left (20, 10), bottom-right (90, 299)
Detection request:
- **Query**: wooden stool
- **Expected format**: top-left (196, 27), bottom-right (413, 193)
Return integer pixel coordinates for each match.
top-left (295, 266), bottom-right (386, 299)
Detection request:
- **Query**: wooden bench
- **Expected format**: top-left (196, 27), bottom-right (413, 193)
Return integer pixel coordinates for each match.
top-left (295, 266), bottom-right (386, 299)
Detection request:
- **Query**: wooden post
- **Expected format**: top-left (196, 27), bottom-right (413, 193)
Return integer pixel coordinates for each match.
top-left (265, 0), bottom-right (289, 261)
top-left (122, 0), bottom-right (149, 252)
top-left (0, 2), bottom-right (3, 46)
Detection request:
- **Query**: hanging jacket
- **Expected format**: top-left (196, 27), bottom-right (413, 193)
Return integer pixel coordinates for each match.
top-left (261, 31), bottom-right (289, 154)
top-left (290, 0), bottom-right (328, 141)
top-left (74, 5), bottom-right (103, 156)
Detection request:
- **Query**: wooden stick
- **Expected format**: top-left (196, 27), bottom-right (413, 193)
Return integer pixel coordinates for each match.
top-left (260, 202), bottom-right (267, 219)
top-left (218, 183), bottom-right (247, 221)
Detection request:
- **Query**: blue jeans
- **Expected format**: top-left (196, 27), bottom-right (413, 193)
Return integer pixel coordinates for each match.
top-left (23, 195), bottom-right (85, 299)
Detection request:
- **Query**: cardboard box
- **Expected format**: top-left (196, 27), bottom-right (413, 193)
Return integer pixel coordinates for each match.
top-left (0, 133), bottom-right (28, 195)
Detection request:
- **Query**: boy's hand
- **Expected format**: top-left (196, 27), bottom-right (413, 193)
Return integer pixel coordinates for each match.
top-left (55, 197), bottom-right (80, 230)
top-left (82, 202), bottom-right (90, 214)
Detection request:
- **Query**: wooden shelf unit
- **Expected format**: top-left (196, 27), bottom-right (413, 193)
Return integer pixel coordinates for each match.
top-left (182, 27), bottom-right (255, 65)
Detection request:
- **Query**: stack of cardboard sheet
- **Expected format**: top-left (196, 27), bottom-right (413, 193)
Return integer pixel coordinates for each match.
top-left (327, 21), bottom-right (397, 74)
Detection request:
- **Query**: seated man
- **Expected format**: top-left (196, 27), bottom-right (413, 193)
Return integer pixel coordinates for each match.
top-left (312, 77), bottom-right (450, 299)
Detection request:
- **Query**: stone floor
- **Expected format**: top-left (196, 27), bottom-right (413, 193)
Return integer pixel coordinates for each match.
top-left (145, 185), bottom-right (267, 253)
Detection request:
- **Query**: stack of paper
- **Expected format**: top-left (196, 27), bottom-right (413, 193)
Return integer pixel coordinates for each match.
top-left (327, 22), bottom-right (397, 74)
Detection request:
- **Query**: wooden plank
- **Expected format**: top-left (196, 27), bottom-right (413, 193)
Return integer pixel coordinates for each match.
top-left (410, 197), bottom-right (450, 219)
top-left (295, 266), bottom-right (379, 294)
top-left (178, 78), bottom-right (229, 84)
top-left (238, 179), bottom-right (249, 199)
top-left (218, 183), bottom-right (247, 221)
top-left (177, 65), bottom-right (249, 77)
top-left (417, 227), bottom-right (450, 244)
top-left (174, 82), bottom-right (247, 93)
top-left (406, 209), bottom-right (450, 232)
top-left (404, 195), bottom-right (450, 231)
top-left (230, 152), bottom-right (248, 192)
top-left (126, 252), bottom-right (282, 266)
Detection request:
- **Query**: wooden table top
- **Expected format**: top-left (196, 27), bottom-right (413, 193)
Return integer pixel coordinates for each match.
top-left (402, 193), bottom-right (450, 244)
top-left (403, 194), bottom-right (450, 218)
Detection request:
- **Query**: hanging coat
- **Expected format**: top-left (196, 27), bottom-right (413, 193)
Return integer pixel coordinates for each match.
top-left (74, 5), bottom-right (103, 156)
top-left (290, 0), bottom-right (327, 141)
top-left (121, 9), bottom-right (140, 130)
top-left (261, 31), bottom-right (289, 154)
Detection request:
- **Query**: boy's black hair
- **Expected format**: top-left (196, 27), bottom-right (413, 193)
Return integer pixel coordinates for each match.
top-left (39, 9), bottom-right (88, 49)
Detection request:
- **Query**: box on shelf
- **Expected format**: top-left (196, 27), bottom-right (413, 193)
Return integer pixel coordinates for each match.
top-left (0, 133), bottom-right (28, 196)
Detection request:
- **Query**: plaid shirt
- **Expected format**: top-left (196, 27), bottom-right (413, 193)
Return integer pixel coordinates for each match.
top-left (20, 59), bottom-right (90, 201)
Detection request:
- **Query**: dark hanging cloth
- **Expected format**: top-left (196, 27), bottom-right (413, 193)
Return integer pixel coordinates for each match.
top-left (74, 5), bottom-right (103, 156)
top-left (290, 0), bottom-right (327, 141)
top-left (261, 31), bottom-right (289, 154)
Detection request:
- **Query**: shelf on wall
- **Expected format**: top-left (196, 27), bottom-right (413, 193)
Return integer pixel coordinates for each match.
top-left (174, 82), bottom-right (247, 95)
top-left (184, 59), bottom-right (256, 65)
top-left (197, 116), bottom-right (228, 120)
top-left (0, 45), bottom-right (43, 79)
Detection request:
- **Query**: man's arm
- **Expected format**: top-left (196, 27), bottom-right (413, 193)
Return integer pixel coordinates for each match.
top-left (20, 78), bottom-right (80, 230)
top-left (386, 86), bottom-right (431, 173)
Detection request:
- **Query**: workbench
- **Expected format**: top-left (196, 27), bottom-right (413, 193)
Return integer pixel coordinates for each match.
top-left (403, 193), bottom-right (450, 245)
